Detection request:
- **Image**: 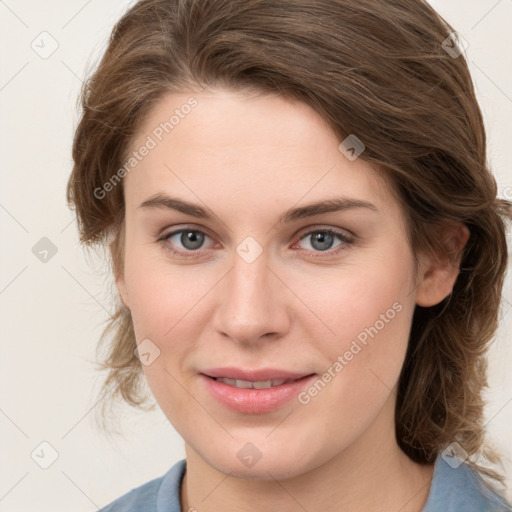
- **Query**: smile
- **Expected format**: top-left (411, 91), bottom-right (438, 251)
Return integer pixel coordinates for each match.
top-left (200, 373), bottom-right (317, 414)
top-left (212, 377), bottom-right (292, 389)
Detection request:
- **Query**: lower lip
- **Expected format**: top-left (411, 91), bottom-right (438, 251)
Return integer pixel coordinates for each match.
top-left (200, 374), bottom-right (317, 414)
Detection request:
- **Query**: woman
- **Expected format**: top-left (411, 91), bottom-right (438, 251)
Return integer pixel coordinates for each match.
top-left (66, 0), bottom-right (512, 510)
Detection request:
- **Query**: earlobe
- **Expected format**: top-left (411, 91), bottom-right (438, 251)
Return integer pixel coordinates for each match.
top-left (108, 231), bottom-right (130, 310)
top-left (415, 222), bottom-right (470, 308)
top-left (116, 274), bottom-right (130, 310)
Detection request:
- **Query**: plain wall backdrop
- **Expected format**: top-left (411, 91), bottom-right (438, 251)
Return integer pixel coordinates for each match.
top-left (0, 1), bottom-right (511, 510)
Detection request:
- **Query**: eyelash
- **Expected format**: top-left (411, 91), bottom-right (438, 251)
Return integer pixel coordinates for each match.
top-left (157, 226), bottom-right (355, 260)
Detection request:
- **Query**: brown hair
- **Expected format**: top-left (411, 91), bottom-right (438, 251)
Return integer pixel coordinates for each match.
top-left (66, 0), bottom-right (512, 489)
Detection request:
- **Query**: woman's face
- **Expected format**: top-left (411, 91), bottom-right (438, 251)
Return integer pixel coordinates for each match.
top-left (116, 87), bottom-right (424, 479)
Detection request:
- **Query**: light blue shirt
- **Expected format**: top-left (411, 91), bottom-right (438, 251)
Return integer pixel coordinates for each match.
top-left (97, 454), bottom-right (512, 511)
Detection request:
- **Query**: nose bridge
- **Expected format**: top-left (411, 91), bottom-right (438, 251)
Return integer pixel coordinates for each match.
top-left (213, 242), bottom-right (289, 343)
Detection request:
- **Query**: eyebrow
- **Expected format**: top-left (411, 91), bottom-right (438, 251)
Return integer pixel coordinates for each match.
top-left (138, 193), bottom-right (378, 224)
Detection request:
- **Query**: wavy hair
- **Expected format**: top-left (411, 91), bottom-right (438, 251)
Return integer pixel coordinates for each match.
top-left (66, 0), bottom-right (512, 490)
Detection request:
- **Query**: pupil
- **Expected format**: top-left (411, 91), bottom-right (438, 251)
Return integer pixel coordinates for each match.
top-left (183, 230), bottom-right (203, 249)
top-left (313, 232), bottom-right (333, 251)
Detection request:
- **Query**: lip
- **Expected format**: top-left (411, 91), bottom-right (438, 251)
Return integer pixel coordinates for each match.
top-left (199, 371), bottom-right (317, 414)
top-left (201, 367), bottom-right (313, 381)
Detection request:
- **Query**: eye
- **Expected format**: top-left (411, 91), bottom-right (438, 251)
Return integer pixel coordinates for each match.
top-left (294, 228), bottom-right (354, 257)
top-left (159, 228), bottom-right (213, 258)
top-left (158, 226), bottom-right (354, 259)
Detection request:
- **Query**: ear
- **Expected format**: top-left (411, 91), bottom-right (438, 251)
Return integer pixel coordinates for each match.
top-left (415, 222), bottom-right (470, 307)
top-left (108, 231), bottom-right (130, 310)
top-left (115, 270), bottom-right (130, 310)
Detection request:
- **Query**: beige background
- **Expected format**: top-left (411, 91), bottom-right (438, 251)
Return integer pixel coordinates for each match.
top-left (0, 1), bottom-right (511, 510)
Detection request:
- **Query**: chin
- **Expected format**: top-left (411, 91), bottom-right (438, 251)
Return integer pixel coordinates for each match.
top-left (197, 436), bottom-right (324, 481)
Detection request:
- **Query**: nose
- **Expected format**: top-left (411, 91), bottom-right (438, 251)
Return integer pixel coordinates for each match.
top-left (211, 249), bottom-right (291, 346)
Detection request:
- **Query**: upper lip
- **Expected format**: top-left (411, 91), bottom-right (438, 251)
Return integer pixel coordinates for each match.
top-left (201, 367), bottom-right (315, 381)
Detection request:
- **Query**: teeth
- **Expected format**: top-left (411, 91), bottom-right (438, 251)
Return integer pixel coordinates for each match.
top-left (252, 380), bottom-right (274, 389)
top-left (235, 379), bottom-right (253, 389)
top-left (214, 378), bottom-right (288, 388)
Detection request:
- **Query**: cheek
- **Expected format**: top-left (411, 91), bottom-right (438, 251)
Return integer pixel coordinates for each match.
top-left (292, 243), bottom-right (415, 396)
top-left (292, 242), bottom-right (415, 343)
top-left (328, 296), bottom-right (413, 396)
top-left (123, 239), bottom-right (208, 338)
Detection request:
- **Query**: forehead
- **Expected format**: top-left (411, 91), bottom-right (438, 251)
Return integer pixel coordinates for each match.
top-left (123, 88), bottom-right (395, 215)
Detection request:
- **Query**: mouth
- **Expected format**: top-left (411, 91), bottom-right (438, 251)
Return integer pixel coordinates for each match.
top-left (204, 375), bottom-right (312, 389)
top-left (199, 369), bottom-right (317, 414)
top-left (200, 367), bottom-right (315, 387)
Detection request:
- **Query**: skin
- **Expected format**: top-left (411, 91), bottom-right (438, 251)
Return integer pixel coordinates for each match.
top-left (114, 88), bottom-right (469, 512)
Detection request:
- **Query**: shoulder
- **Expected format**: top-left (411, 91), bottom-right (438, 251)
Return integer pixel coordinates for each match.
top-left (97, 476), bottom-right (162, 512)
top-left (96, 459), bottom-right (186, 512)
top-left (423, 454), bottom-right (512, 512)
